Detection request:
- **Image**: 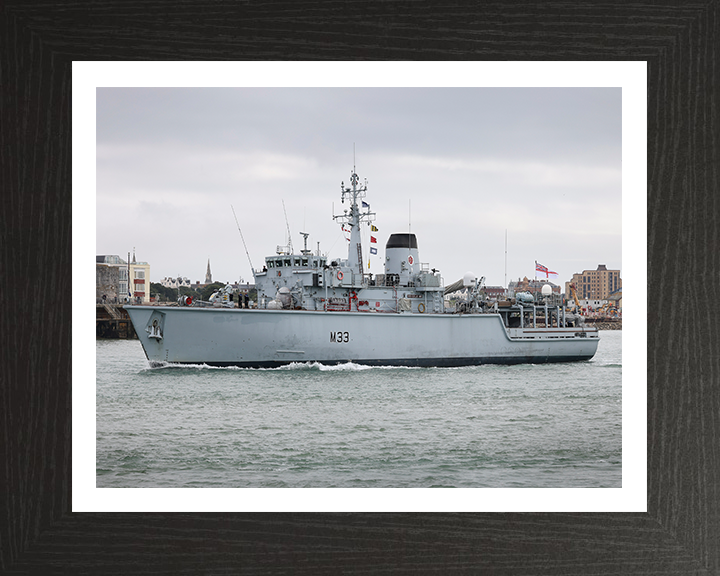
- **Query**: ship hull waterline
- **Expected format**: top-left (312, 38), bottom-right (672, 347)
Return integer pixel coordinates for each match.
top-left (125, 306), bottom-right (599, 368)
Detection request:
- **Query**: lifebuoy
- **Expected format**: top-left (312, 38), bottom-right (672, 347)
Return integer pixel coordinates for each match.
top-left (277, 271), bottom-right (281, 277)
top-left (418, 303), bottom-right (425, 313)
top-left (337, 271), bottom-right (344, 280)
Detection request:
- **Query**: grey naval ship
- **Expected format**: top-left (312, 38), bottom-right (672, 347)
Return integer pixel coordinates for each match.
top-left (125, 169), bottom-right (599, 367)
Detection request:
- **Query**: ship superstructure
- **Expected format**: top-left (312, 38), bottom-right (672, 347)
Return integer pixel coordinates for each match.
top-left (254, 170), bottom-right (445, 316)
top-left (125, 168), bottom-right (599, 367)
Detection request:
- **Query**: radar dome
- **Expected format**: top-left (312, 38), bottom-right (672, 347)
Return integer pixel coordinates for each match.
top-left (541, 284), bottom-right (552, 296)
top-left (463, 272), bottom-right (476, 287)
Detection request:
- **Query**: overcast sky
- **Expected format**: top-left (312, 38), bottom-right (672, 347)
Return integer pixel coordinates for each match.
top-left (96, 87), bottom-right (621, 289)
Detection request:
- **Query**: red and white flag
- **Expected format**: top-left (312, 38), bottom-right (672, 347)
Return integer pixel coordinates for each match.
top-left (535, 261), bottom-right (558, 277)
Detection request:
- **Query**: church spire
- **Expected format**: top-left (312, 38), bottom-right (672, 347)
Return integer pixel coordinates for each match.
top-left (205, 258), bottom-right (212, 284)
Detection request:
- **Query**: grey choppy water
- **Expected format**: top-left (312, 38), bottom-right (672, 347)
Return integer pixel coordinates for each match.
top-left (96, 331), bottom-right (621, 488)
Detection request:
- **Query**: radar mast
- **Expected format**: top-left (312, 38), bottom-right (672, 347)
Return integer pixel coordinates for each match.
top-left (333, 168), bottom-right (375, 275)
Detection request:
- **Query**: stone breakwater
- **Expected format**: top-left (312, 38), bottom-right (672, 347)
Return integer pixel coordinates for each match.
top-left (585, 319), bottom-right (622, 331)
top-left (96, 304), bottom-right (137, 339)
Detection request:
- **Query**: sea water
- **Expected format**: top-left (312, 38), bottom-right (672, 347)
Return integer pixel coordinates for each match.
top-left (96, 331), bottom-right (621, 488)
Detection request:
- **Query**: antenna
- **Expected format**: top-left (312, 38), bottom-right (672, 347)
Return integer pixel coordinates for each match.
top-left (409, 199), bottom-right (411, 233)
top-left (282, 199), bottom-right (293, 254)
top-left (299, 231), bottom-right (311, 255)
top-left (231, 205), bottom-right (254, 273)
top-left (504, 229), bottom-right (508, 290)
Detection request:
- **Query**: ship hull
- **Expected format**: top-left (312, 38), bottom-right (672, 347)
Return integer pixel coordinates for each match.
top-left (125, 306), bottom-right (599, 367)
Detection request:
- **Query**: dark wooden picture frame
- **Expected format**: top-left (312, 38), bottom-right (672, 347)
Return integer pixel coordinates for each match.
top-left (2, 2), bottom-right (718, 574)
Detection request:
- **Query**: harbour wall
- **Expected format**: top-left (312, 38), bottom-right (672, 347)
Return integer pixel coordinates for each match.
top-left (584, 318), bottom-right (622, 330)
top-left (96, 304), bottom-right (137, 339)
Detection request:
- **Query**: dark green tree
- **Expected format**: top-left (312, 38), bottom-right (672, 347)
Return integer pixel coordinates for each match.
top-left (179, 286), bottom-right (198, 298)
top-left (149, 282), bottom-right (176, 302)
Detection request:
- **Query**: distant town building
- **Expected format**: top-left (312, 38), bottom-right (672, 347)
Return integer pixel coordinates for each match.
top-left (566, 264), bottom-right (621, 301)
top-left (579, 299), bottom-right (607, 310)
top-left (231, 281), bottom-right (255, 293)
top-left (96, 254), bottom-right (129, 303)
top-left (161, 276), bottom-right (192, 289)
top-left (608, 287), bottom-right (622, 310)
top-left (482, 286), bottom-right (506, 299)
top-left (508, 277), bottom-right (561, 297)
top-left (129, 249), bottom-right (151, 303)
top-left (205, 259), bottom-right (212, 284)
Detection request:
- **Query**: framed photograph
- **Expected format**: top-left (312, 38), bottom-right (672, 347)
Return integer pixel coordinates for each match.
top-left (82, 64), bottom-right (638, 512)
top-left (3, 4), bottom-right (717, 574)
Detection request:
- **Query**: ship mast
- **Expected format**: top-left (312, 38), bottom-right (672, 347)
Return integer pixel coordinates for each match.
top-left (333, 168), bottom-right (375, 275)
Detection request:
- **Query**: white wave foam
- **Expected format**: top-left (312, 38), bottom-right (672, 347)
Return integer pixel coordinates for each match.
top-left (144, 361), bottom-right (245, 371)
top-left (143, 360), bottom-right (431, 372)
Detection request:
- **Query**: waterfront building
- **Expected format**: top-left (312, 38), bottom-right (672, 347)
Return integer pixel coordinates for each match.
top-left (565, 265), bottom-right (621, 301)
top-left (484, 285), bottom-right (506, 299)
top-left (579, 299), bottom-right (607, 310)
top-left (96, 252), bottom-right (151, 304)
top-left (508, 277), bottom-right (561, 297)
top-left (96, 255), bottom-right (129, 303)
top-left (608, 287), bottom-right (622, 309)
top-left (129, 250), bottom-right (151, 303)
